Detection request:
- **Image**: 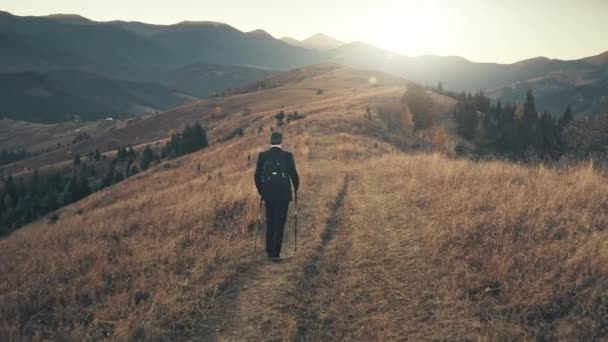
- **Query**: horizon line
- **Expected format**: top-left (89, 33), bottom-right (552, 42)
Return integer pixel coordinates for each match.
top-left (2, 9), bottom-right (607, 65)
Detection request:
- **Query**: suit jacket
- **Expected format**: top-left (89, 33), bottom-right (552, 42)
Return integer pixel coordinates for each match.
top-left (254, 146), bottom-right (299, 202)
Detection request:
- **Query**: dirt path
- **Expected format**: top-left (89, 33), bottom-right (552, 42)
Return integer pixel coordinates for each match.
top-left (193, 142), bottom-right (479, 340)
top-left (199, 168), bottom-right (346, 341)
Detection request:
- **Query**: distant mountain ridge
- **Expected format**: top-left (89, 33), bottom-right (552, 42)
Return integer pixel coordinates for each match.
top-left (1, 10), bottom-right (607, 121)
top-left (281, 33), bottom-right (345, 50)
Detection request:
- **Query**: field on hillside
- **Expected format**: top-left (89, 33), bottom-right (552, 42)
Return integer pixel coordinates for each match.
top-left (2, 115), bottom-right (608, 340)
top-left (0, 64), bottom-right (453, 173)
top-left (2, 64), bottom-right (608, 340)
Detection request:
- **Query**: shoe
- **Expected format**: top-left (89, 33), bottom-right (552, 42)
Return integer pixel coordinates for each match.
top-left (272, 257), bottom-right (282, 263)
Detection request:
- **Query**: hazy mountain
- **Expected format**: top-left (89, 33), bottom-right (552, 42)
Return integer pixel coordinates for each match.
top-left (43, 14), bottom-right (94, 25)
top-left (487, 52), bottom-right (608, 115)
top-left (0, 11), bottom-right (174, 77)
top-left (281, 33), bottom-right (345, 50)
top-left (0, 70), bottom-right (190, 123)
top-left (280, 37), bottom-right (301, 46)
top-left (321, 42), bottom-right (608, 115)
top-left (3, 10), bottom-right (608, 119)
top-left (146, 21), bottom-right (318, 69)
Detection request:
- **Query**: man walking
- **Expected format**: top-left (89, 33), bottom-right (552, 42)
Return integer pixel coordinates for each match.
top-left (254, 132), bottom-right (299, 262)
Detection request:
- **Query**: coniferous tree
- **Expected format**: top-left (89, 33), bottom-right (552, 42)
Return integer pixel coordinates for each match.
top-left (102, 164), bottom-right (115, 188)
top-left (454, 98), bottom-right (478, 140)
top-left (31, 169), bottom-right (40, 197)
top-left (559, 105), bottom-right (574, 129)
top-left (80, 171), bottom-right (91, 198)
top-left (63, 176), bottom-right (79, 205)
top-left (114, 171), bottom-right (124, 183)
top-left (141, 145), bottom-right (154, 171)
top-left (191, 122), bottom-right (208, 151)
top-left (130, 165), bottom-right (140, 176)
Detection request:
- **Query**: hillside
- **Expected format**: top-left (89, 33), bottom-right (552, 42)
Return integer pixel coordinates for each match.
top-left (0, 70), bottom-right (194, 123)
top-left (1, 64), bottom-right (608, 340)
top-left (159, 63), bottom-right (273, 98)
top-left (0, 64), bottom-right (454, 173)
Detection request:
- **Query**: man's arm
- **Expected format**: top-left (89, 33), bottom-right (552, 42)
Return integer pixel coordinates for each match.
top-left (289, 153), bottom-right (299, 193)
top-left (254, 153), bottom-right (264, 196)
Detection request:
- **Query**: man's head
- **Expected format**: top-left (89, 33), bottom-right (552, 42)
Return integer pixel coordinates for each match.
top-left (270, 132), bottom-right (283, 145)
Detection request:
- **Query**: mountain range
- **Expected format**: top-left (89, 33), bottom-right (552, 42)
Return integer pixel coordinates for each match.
top-left (280, 33), bottom-right (345, 50)
top-left (1, 10), bottom-right (607, 123)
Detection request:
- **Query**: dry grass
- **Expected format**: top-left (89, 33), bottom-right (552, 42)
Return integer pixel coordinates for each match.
top-left (2, 64), bottom-right (608, 340)
top-left (304, 154), bottom-right (608, 340)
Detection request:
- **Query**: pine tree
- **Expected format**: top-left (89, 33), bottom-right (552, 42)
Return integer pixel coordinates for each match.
top-left (4, 175), bottom-right (18, 205)
top-left (63, 176), bottom-right (80, 205)
top-left (559, 105), bottom-right (574, 129)
top-left (43, 190), bottom-right (59, 213)
top-left (80, 172), bottom-right (91, 198)
top-left (191, 122), bottom-right (208, 151)
top-left (31, 169), bottom-right (40, 197)
top-left (102, 165), bottom-right (115, 188)
top-left (114, 171), bottom-right (124, 183)
top-left (521, 90), bottom-right (542, 154)
top-left (130, 165), bottom-right (140, 176)
top-left (94, 149), bottom-right (101, 161)
top-left (141, 145), bottom-right (154, 171)
top-left (127, 147), bottom-right (137, 160)
top-left (454, 99), bottom-right (478, 140)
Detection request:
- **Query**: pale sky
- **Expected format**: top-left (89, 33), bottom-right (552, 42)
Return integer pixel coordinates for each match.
top-left (2, 0), bottom-right (607, 63)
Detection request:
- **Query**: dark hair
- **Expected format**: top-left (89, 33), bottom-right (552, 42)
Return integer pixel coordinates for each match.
top-left (270, 131), bottom-right (283, 145)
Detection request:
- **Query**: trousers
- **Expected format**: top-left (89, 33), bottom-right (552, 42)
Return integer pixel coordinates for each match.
top-left (265, 199), bottom-right (289, 258)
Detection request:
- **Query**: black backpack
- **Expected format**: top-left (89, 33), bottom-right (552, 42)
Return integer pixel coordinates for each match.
top-left (261, 154), bottom-right (290, 192)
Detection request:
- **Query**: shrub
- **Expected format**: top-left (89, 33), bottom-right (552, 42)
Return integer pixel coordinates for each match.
top-left (275, 111), bottom-right (286, 126)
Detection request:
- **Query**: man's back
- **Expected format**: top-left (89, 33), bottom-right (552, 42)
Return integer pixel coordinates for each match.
top-left (253, 132), bottom-right (299, 261)
top-left (254, 147), bottom-right (299, 202)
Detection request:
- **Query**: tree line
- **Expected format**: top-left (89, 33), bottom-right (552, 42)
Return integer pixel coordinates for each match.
top-left (452, 90), bottom-right (573, 159)
top-left (0, 149), bottom-right (30, 167)
top-left (0, 122), bottom-right (208, 235)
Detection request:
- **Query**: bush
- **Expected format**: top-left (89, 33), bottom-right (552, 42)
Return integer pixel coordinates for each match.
top-left (286, 111), bottom-right (305, 123)
top-left (275, 111), bottom-right (286, 127)
top-left (48, 213), bottom-right (59, 224)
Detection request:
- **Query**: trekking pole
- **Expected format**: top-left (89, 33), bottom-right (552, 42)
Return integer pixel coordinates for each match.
top-left (294, 191), bottom-right (298, 254)
top-left (253, 198), bottom-right (263, 253)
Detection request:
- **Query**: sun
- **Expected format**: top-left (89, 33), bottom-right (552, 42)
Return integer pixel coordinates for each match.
top-left (361, 0), bottom-right (452, 56)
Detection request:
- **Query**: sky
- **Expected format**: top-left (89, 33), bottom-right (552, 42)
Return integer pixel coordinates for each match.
top-left (2, 0), bottom-right (608, 63)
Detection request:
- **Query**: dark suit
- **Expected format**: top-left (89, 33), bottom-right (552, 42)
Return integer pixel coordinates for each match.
top-left (254, 146), bottom-right (299, 258)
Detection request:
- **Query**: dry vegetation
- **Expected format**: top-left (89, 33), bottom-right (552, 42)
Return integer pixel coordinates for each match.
top-left (2, 65), bottom-right (608, 340)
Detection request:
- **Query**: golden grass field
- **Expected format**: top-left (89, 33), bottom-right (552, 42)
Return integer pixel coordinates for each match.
top-left (1, 65), bottom-right (608, 340)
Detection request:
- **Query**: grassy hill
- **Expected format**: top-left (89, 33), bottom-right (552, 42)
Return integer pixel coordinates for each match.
top-left (1, 65), bottom-right (608, 340)
top-left (1, 64), bottom-right (450, 172)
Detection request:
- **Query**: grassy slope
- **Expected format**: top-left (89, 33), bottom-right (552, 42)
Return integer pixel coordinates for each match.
top-left (1, 65), bottom-right (607, 340)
